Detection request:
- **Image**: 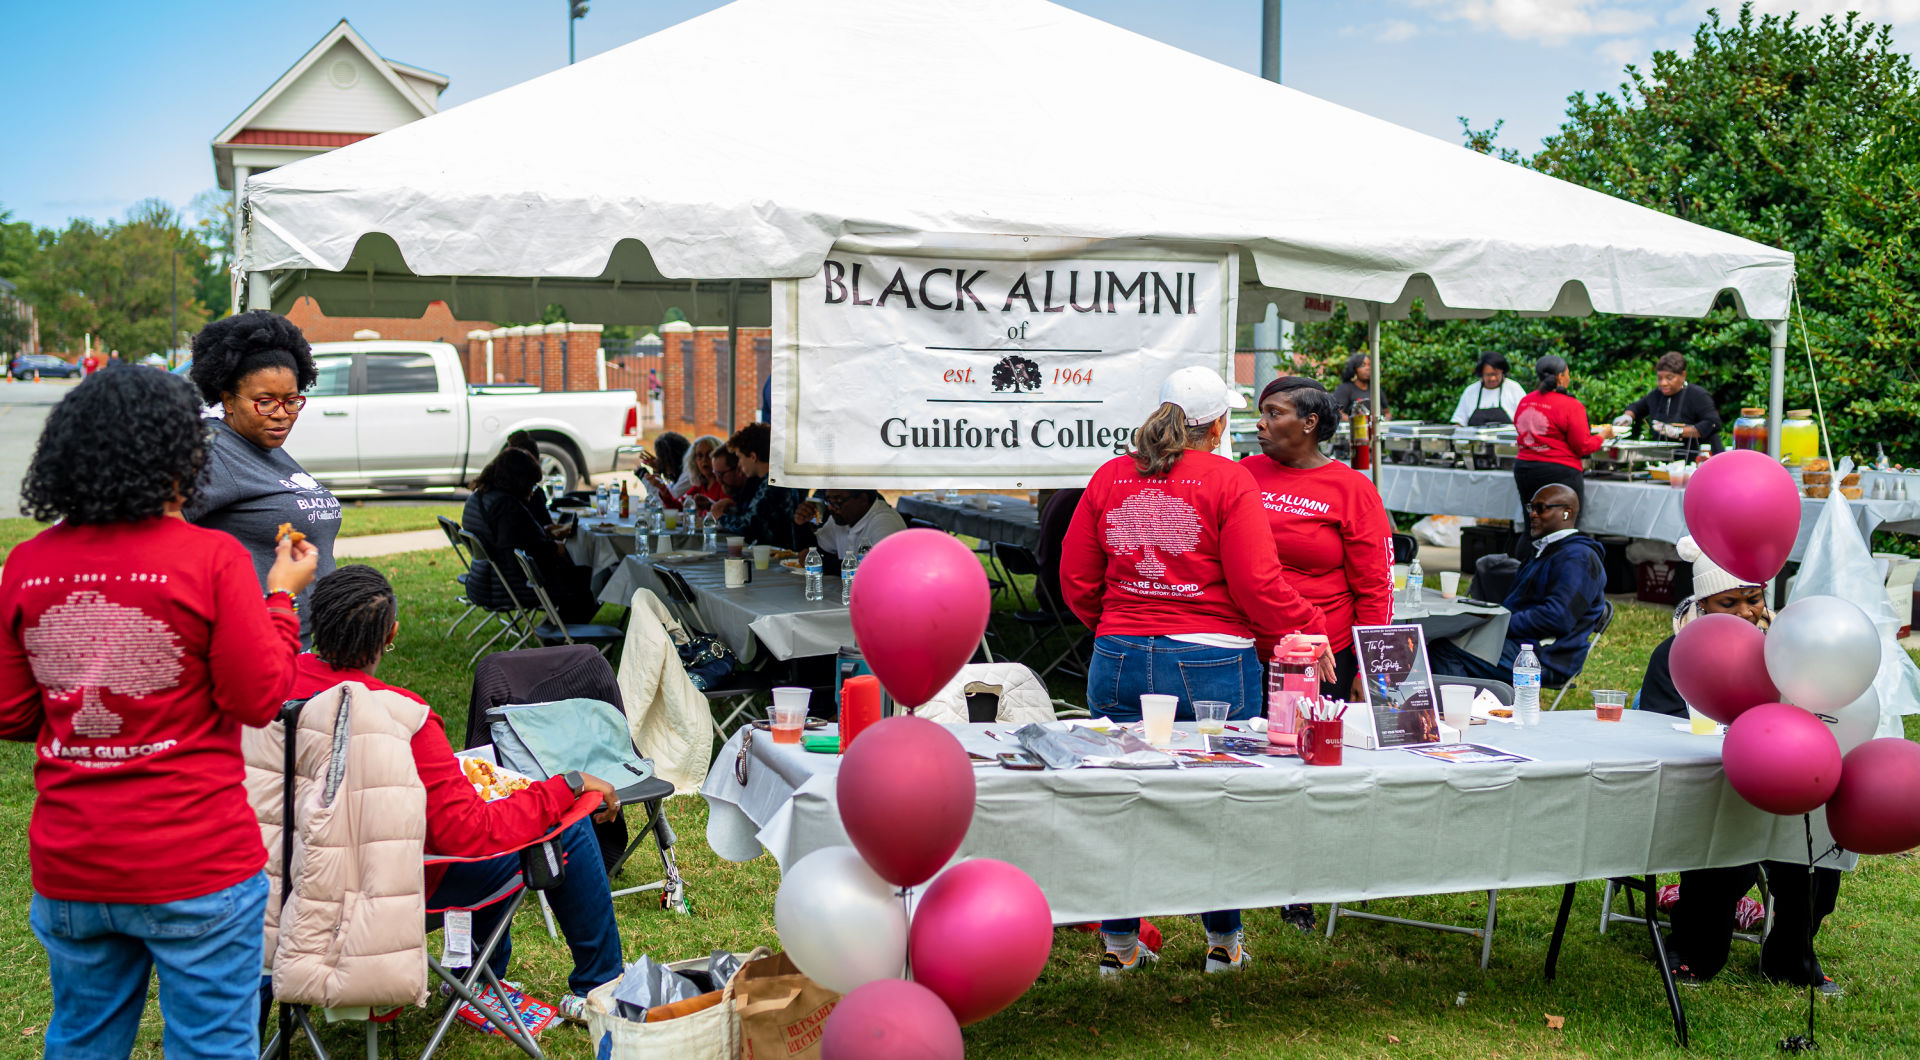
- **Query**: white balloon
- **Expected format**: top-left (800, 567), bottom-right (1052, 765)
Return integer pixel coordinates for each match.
top-left (1764, 595), bottom-right (1879, 713)
top-left (1811, 685), bottom-right (1881, 755)
top-left (773, 846), bottom-right (907, 993)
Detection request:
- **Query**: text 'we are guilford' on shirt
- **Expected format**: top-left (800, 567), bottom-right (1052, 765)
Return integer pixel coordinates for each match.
top-left (819, 257), bottom-right (1204, 455)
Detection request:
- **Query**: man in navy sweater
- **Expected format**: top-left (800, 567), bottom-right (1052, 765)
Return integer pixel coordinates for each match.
top-left (1431, 484), bottom-right (1608, 685)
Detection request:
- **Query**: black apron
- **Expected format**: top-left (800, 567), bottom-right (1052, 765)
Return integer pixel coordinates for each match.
top-left (1465, 385), bottom-right (1511, 427)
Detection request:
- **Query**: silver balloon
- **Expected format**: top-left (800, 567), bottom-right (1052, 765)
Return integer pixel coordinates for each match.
top-left (773, 846), bottom-right (907, 993)
top-left (1812, 685), bottom-right (1881, 755)
top-left (1764, 595), bottom-right (1879, 714)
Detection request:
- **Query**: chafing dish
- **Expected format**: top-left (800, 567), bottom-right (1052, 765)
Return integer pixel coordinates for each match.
top-left (1382, 422), bottom-right (1458, 465)
top-left (1450, 427), bottom-right (1516, 470)
top-left (1587, 438), bottom-right (1683, 479)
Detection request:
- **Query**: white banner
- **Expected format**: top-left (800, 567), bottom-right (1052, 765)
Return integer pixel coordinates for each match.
top-left (769, 240), bottom-right (1238, 488)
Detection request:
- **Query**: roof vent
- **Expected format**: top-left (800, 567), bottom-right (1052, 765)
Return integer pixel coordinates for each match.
top-left (329, 59), bottom-right (359, 89)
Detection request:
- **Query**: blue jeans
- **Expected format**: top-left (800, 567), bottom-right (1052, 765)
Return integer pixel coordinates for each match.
top-left (428, 817), bottom-right (623, 996)
top-left (1087, 635), bottom-right (1256, 937)
top-left (31, 871), bottom-right (269, 1060)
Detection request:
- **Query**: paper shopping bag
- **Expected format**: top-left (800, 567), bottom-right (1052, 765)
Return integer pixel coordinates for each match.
top-left (732, 952), bottom-right (840, 1060)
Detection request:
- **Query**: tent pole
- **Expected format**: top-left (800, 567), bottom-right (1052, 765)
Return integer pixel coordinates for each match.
top-left (246, 271), bottom-right (271, 313)
top-left (1766, 319), bottom-right (1787, 460)
top-left (725, 280), bottom-right (741, 433)
top-left (1367, 302), bottom-right (1382, 486)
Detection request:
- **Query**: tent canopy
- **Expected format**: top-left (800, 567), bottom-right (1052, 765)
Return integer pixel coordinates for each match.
top-left (242, 0), bottom-right (1793, 327)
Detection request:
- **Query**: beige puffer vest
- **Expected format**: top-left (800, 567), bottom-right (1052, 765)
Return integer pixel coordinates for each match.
top-left (243, 680), bottom-right (432, 1009)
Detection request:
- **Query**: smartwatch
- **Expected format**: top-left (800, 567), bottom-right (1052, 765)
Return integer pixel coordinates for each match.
top-left (562, 770), bottom-right (586, 798)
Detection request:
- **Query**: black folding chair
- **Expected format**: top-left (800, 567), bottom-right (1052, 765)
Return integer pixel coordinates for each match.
top-left (1546, 876), bottom-right (1690, 1047)
top-left (991, 541), bottom-right (1088, 681)
top-left (650, 564), bottom-right (774, 735)
top-left (457, 529), bottom-right (538, 665)
top-left (1392, 532), bottom-right (1420, 565)
top-left (511, 549), bottom-right (625, 658)
top-left (437, 516), bottom-right (484, 639)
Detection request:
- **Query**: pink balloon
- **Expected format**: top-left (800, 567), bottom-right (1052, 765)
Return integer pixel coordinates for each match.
top-left (1682, 450), bottom-right (1801, 584)
top-left (1722, 703), bottom-right (1843, 815)
top-left (821, 979), bottom-right (963, 1060)
top-left (849, 529), bottom-right (990, 707)
top-left (1826, 738), bottom-right (1920, 855)
top-left (908, 859), bottom-right (1053, 1026)
top-left (1669, 612), bottom-right (1780, 724)
top-left (837, 716), bottom-right (976, 887)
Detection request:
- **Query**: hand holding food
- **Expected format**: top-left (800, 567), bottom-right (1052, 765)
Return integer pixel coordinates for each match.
top-left (266, 524), bottom-right (320, 598)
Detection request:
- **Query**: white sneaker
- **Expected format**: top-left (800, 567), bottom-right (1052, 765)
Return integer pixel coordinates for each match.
top-left (557, 993), bottom-right (590, 1024)
top-left (1204, 932), bottom-right (1250, 973)
top-left (1098, 941), bottom-right (1160, 976)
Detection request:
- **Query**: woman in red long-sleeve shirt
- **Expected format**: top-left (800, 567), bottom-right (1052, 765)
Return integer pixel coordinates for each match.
top-left (287, 565), bottom-right (623, 1026)
top-left (1512, 354), bottom-right (1615, 517)
top-left (0, 367), bottom-right (318, 1059)
top-left (1059, 365), bottom-right (1328, 980)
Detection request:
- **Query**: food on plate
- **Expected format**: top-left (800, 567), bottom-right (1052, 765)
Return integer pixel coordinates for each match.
top-left (1840, 487), bottom-right (1863, 500)
top-left (1805, 485), bottom-right (1831, 498)
top-left (274, 522), bottom-right (306, 546)
top-left (1803, 457), bottom-right (1830, 473)
top-left (461, 756), bottom-right (533, 800)
top-left (1488, 708), bottom-right (1514, 719)
top-left (1801, 471), bottom-right (1830, 486)
top-left (770, 549), bottom-right (798, 561)
top-left (1840, 472), bottom-right (1861, 487)
top-left (780, 558), bottom-right (801, 570)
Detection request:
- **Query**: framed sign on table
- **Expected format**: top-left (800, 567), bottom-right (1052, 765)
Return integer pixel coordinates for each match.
top-left (1351, 624), bottom-right (1441, 749)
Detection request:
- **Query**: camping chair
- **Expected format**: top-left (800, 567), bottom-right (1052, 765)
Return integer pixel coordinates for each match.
top-left (437, 516), bottom-right (483, 639)
top-left (991, 541), bottom-right (1087, 681)
top-left (650, 564), bottom-right (774, 736)
top-left (1392, 532), bottom-right (1419, 565)
top-left (468, 646), bottom-right (689, 920)
top-left (511, 549), bottom-right (626, 658)
top-left (1548, 600), bottom-right (1615, 711)
top-left (259, 697), bottom-right (603, 1060)
top-left (457, 529), bottom-right (539, 665)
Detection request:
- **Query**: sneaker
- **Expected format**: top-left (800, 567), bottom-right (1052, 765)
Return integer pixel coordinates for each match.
top-left (1280, 904), bottom-right (1316, 933)
top-left (1204, 933), bottom-right (1250, 974)
top-left (1815, 976), bottom-right (1843, 998)
top-left (1664, 957), bottom-right (1706, 989)
top-left (1097, 941), bottom-right (1159, 976)
top-left (557, 993), bottom-right (591, 1024)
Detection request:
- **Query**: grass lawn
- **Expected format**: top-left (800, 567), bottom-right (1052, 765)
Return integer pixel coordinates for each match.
top-left (3, 545), bottom-right (1920, 1058)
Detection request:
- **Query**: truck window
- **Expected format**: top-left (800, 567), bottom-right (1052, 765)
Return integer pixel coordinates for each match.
top-left (362, 352), bottom-right (439, 395)
top-left (308, 354), bottom-right (352, 397)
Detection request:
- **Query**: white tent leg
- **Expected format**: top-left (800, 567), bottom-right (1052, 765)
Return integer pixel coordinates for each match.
top-left (246, 271), bottom-right (272, 313)
top-left (1367, 302), bottom-right (1383, 485)
top-left (1766, 319), bottom-right (1787, 460)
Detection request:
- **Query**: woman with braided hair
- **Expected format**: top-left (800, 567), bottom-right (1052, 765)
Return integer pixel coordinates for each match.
top-left (289, 565), bottom-right (626, 1026)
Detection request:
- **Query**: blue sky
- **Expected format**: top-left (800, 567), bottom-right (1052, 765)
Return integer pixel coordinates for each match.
top-left (2, 0), bottom-right (1913, 231)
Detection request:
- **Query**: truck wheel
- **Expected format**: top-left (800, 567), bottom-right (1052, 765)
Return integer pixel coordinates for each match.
top-left (535, 441), bottom-right (582, 491)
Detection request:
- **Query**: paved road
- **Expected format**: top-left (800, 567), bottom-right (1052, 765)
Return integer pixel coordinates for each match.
top-left (0, 380), bottom-right (76, 516)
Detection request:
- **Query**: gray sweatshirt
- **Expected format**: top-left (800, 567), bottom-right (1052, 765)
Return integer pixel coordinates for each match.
top-left (184, 420), bottom-right (340, 631)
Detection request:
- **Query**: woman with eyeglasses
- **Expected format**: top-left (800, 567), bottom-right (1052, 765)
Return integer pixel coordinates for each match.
top-left (184, 312), bottom-right (339, 635)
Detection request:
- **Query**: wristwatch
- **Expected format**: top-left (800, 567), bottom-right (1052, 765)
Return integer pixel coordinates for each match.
top-left (561, 770), bottom-right (586, 797)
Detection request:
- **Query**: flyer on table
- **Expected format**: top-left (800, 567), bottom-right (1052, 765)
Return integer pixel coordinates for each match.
top-left (768, 237), bottom-right (1238, 489)
top-left (1353, 623), bottom-right (1442, 747)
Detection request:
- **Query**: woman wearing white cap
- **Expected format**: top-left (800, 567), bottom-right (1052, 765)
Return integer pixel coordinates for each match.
top-left (1638, 536), bottom-right (1842, 994)
top-left (1060, 364), bottom-right (1329, 979)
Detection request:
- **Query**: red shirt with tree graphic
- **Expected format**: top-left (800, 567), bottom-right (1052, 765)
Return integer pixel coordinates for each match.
top-left (1059, 450), bottom-right (1325, 657)
top-left (0, 517), bottom-right (301, 902)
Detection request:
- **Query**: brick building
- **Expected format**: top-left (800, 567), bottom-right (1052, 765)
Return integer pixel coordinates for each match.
top-left (461, 323), bottom-right (607, 392)
top-left (658, 322), bottom-right (773, 441)
top-left (285, 296), bottom-right (493, 347)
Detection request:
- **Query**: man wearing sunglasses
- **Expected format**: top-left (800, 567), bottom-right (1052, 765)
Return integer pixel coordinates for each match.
top-left (1430, 484), bottom-right (1608, 686)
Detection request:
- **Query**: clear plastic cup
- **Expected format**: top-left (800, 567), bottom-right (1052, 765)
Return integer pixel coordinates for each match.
top-left (1139, 694), bottom-right (1178, 748)
top-left (1439, 684), bottom-right (1473, 732)
top-left (1194, 700), bottom-right (1229, 736)
top-left (1439, 570), bottom-right (1461, 599)
top-left (753, 544), bottom-right (773, 570)
top-left (770, 687), bottom-right (810, 744)
top-left (1688, 705), bottom-right (1718, 735)
top-left (1592, 689), bottom-right (1628, 722)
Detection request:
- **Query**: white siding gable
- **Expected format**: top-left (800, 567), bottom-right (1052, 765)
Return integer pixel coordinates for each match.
top-left (251, 40), bottom-right (424, 132)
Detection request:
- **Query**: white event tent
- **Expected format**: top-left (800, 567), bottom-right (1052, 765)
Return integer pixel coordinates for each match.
top-left (239, 0), bottom-right (1797, 444)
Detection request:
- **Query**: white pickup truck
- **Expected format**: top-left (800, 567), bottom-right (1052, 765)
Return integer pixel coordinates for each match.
top-left (280, 340), bottom-right (638, 492)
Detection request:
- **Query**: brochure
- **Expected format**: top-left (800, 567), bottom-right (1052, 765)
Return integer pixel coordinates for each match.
top-left (1402, 743), bottom-right (1535, 765)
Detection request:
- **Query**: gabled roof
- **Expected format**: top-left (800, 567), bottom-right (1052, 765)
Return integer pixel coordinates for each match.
top-left (213, 20), bottom-right (438, 149)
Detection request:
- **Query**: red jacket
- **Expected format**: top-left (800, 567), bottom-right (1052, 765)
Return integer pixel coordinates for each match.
top-left (0, 517), bottom-right (301, 902)
top-left (1239, 456), bottom-right (1394, 653)
top-left (1059, 451), bottom-right (1325, 657)
top-left (1515, 390), bottom-right (1604, 470)
top-left (288, 655), bottom-right (574, 895)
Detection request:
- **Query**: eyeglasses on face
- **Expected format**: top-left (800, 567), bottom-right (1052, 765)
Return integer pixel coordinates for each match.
top-left (1528, 502), bottom-right (1570, 515)
top-left (243, 395), bottom-right (308, 415)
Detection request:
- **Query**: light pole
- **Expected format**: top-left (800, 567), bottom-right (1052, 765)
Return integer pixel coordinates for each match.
top-left (569, 0), bottom-right (589, 64)
top-left (1261, 0), bottom-right (1281, 83)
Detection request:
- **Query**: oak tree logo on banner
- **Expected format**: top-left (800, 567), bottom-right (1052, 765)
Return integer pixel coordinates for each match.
top-left (992, 355), bottom-right (1042, 394)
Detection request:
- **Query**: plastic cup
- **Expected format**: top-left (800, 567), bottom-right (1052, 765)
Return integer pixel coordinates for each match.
top-left (1392, 564), bottom-right (1408, 591)
top-left (1139, 694), bottom-right (1178, 748)
top-left (1439, 570), bottom-right (1461, 599)
top-left (753, 544), bottom-right (773, 570)
top-left (727, 535), bottom-right (747, 558)
top-left (1688, 705), bottom-right (1718, 735)
top-left (1439, 684), bottom-right (1473, 732)
top-left (770, 687), bottom-right (810, 744)
top-left (663, 511), bottom-right (679, 531)
top-left (1592, 689), bottom-right (1628, 722)
top-left (1194, 700), bottom-right (1229, 736)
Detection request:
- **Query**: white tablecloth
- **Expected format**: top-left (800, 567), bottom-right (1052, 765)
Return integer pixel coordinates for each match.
top-left (895, 495), bottom-right (1042, 551)
top-left (703, 713), bottom-right (1850, 925)
top-left (1405, 598), bottom-right (1508, 663)
top-left (1379, 465), bottom-right (1920, 561)
top-left (566, 514), bottom-right (697, 573)
top-left (601, 554), bottom-right (853, 661)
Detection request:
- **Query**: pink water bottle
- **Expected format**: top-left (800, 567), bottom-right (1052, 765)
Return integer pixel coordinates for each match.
top-left (1267, 633), bottom-right (1328, 748)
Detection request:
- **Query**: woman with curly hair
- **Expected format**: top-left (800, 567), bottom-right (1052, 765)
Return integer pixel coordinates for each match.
top-left (183, 310), bottom-right (339, 633)
top-left (0, 366), bottom-right (319, 1058)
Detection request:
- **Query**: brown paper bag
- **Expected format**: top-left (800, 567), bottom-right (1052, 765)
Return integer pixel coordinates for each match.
top-left (732, 952), bottom-right (841, 1060)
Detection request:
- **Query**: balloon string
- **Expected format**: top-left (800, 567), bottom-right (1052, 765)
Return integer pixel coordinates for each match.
top-left (1778, 813), bottom-right (1819, 1053)
top-left (899, 886), bottom-right (914, 980)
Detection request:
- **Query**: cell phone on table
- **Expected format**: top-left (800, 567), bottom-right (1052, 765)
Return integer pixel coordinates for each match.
top-left (997, 751), bottom-right (1044, 771)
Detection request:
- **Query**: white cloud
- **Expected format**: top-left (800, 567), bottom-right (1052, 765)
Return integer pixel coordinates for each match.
top-left (1399, 0), bottom-right (1660, 43)
top-left (1380, 18), bottom-right (1422, 42)
top-left (1739, 0), bottom-right (1920, 25)
top-left (1595, 36), bottom-right (1646, 63)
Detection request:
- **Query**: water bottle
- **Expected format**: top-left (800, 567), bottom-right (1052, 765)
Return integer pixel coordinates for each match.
top-left (1266, 633), bottom-right (1327, 748)
top-left (1407, 556), bottom-right (1424, 609)
top-left (840, 548), bottom-right (861, 605)
top-left (1513, 643), bottom-right (1542, 726)
top-left (702, 512), bottom-right (720, 554)
top-left (804, 547), bottom-right (825, 602)
top-left (650, 500), bottom-right (666, 535)
top-left (632, 521), bottom-right (651, 561)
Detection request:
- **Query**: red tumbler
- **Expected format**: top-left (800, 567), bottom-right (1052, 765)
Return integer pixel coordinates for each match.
top-left (839, 674), bottom-right (882, 753)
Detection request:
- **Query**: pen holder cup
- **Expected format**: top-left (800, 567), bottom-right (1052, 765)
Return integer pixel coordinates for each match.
top-left (1301, 718), bottom-right (1344, 766)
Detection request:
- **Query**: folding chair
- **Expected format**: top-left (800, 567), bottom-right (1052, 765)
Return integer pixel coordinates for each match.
top-left (511, 549), bottom-right (625, 657)
top-left (436, 517), bottom-right (483, 639)
top-left (905, 515), bottom-right (1017, 608)
top-left (991, 541), bottom-right (1088, 681)
top-left (1545, 876), bottom-right (1690, 1046)
top-left (1391, 532), bottom-right (1419, 565)
top-left (457, 529), bottom-right (538, 665)
top-left (1548, 599), bottom-right (1615, 711)
top-left (1598, 867), bottom-right (1772, 945)
top-left (651, 563), bottom-right (774, 736)
top-left (259, 697), bottom-right (603, 1060)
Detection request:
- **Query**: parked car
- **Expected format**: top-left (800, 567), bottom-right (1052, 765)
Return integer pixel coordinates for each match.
top-left (8, 354), bottom-right (83, 381)
top-left (271, 341), bottom-right (639, 492)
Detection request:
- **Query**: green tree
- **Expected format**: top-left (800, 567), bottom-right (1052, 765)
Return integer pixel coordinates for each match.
top-left (24, 201), bottom-right (214, 357)
top-left (189, 187), bottom-right (234, 318)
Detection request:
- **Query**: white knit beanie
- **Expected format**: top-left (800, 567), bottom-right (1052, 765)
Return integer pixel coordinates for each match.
top-left (1673, 534), bottom-right (1765, 633)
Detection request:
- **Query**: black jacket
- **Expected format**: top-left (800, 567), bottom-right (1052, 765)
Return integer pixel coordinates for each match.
top-left (1626, 383), bottom-right (1722, 453)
